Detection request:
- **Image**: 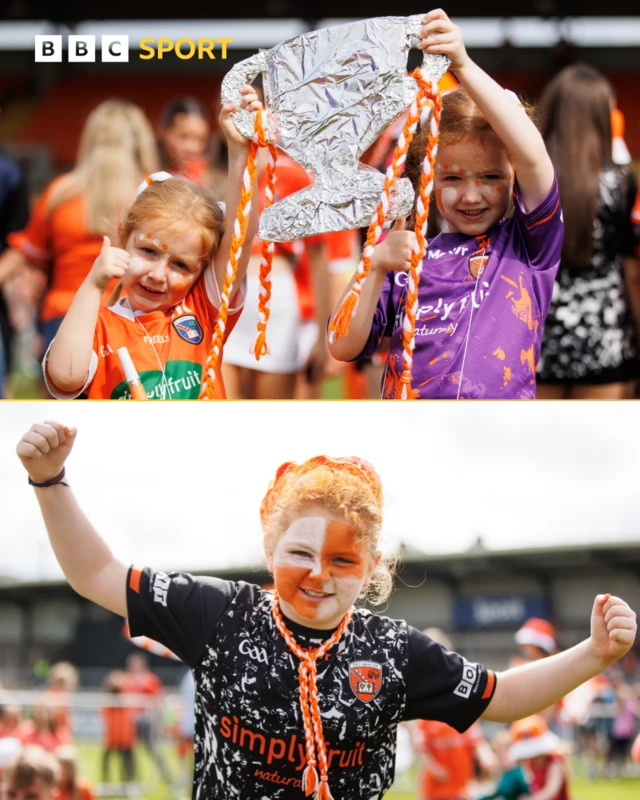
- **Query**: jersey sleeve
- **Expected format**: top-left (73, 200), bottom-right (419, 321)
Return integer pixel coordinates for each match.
top-left (355, 271), bottom-right (402, 360)
top-left (402, 626), bottom-right (497, 732)
top-left (126, 566), bottom-right (236, 668)
top-left (512, 175), bottom-right (563, 271)
top-left (6, 180), bottom-right (57, 264)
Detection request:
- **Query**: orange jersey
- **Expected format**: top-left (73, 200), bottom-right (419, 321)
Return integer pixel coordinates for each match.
top-left (418, 719), bottom-right (481, 799)
top-left (7, 176), bottom-right (117, 323)
top-left (101, 706), bottom-right (137, 750)
top-left (44, 270), bottom-right (244, 400)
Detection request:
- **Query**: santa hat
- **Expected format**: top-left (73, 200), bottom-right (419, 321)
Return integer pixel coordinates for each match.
top-left (611, 108), bottom-right (632, 166)
top-left (509, 716), bottom-right (560, 761)
top-left (515, 617), bottom-right (557, 655)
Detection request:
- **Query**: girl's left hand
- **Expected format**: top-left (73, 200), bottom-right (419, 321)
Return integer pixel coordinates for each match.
top-left (219, 84), bottom-right (262, 150)
top-left (418, 9), bottom-right (470, 73)
top-left (589, 594), bottom-right (637, 668)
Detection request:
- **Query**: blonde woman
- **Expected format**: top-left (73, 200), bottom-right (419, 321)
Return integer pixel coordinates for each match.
top-left (0, 100), bottom-right (159, 353)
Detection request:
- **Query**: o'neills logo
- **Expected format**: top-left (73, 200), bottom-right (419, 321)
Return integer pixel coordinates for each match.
top-left (220, 716), bottom-right (365, 771)
top-left (349, 661), bottom-right (382, 702)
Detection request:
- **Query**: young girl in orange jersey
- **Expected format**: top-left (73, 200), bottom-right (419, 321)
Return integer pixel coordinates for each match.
top-left (17, 420), bottom-right (638, 800)
top-left (44, 86), bottom-right (261, 400)
top-left (0, 101), bottom-right (159, 355)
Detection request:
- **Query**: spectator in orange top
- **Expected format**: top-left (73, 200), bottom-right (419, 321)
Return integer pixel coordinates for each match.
top-left (54, 746), bottom-right (94, 800)
top-left (101, 671), bottom-right (136, 784)
top-left (16, 706), bottom-right (69, 753)
top-left (159, 98), bottom-right (210, 185)
top-left (222, 147), bottom-right (332, 399)
top-left (0, 707), bottom-right (22, 740)
top-left (415, 629), bottom-right (496, 800)
top-left (41, 663), bottom-right (78, 736)
top-left (122, 654), bottom-right (171, 786)
top-left (2, 746), bottom-right (60, 800)
top-left (0, 100), bottom-right (159, 358)
top-left (509, 716), bottom-right (570, 800)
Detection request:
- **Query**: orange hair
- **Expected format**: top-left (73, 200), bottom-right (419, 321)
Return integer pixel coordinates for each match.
top-left (119, 177), bottom-right (224, 272)
top-left (261, 455), bottom-right (394, 605)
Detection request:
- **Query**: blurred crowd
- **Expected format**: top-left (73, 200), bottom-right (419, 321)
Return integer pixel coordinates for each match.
top-left (0, 619), bottom-right (638, 800)
top-left (0, 653), bottom-right (194, 800)
top-left (0, 62), bottom-right (639, 400)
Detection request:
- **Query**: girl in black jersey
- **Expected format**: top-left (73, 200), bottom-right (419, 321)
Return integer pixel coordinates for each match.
top-left (16, 421), bottom-right (638, 800)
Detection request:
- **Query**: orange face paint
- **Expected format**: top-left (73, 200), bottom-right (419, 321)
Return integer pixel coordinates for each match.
top-left (272, 517), bottom-right (369, 627)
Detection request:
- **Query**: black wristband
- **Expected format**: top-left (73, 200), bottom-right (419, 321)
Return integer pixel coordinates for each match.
top-left (28, 467), bottom-right (69, 488)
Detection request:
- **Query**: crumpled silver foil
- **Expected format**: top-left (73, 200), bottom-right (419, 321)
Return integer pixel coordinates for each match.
top-left (221, 15), bottom-right (450, 242)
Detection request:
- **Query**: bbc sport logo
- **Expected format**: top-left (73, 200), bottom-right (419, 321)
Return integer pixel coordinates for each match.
top-left (34, 35), bottom-right (233, 62)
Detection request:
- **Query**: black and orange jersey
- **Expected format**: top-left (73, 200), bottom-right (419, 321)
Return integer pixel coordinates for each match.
top-left (126, 567), bottom-right (496, 799)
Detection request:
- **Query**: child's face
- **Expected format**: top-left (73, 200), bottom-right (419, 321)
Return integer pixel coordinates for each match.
top-left (434, 136), bottom-right (513, 236)
top-left (122, 225), bottom-right (205, 312)
top-left (5, 779), bottom-right (54, 800)
top-left (270, 506), bottom-right (377, 630)
top-left (162, 114), bottom-right (210, 167)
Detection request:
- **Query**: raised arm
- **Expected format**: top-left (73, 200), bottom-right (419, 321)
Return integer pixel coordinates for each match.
top-left (16, 422), bottom-right (128, 617)
top-left (46, 237), bottom-right (129, 393)
top-left (213, 85), bottom-right (261, 299)
top-left (419, 9), bottom-right (555, 211)
top-left (482, 594), bottom-right (637, 722)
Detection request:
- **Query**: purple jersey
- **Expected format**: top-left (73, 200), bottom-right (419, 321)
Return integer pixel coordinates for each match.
top-left (359, 179), bottom-right (563, 399)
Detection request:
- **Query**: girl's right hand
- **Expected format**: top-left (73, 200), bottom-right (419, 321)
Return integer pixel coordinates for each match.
top-left (371, 218), bottom-right (418, 274)
top-left (88, 236), bottom-right (130, 292)
top-left (418, 9), bottom-right (470, 73)
top-left (17, 422), bottom-right (78, 483)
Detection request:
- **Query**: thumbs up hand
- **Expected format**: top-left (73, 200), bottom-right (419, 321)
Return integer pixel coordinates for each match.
top-left (88, 236), bottom-right (130, 292)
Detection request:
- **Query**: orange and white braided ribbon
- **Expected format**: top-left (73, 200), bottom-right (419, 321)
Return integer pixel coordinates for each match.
top-left (397, 77), bottom-right (442, 398)
top-left (251, 139), bottom-right (278, 359)
top-left (271, 592), bottom-right (354, 800)
top-left (199, 111), bottom-right (275, 399)
top-left (328, 70), bottom-right (442, 400)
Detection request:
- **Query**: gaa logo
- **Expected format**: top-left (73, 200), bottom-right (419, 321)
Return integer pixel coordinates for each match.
top-left (34, 35), bottom-right (129, 63)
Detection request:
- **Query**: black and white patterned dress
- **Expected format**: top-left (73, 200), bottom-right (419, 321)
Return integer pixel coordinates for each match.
top-left (538, 164), bottom-right (640, 383)
top-left (127, 567), bottom-right (496, 799)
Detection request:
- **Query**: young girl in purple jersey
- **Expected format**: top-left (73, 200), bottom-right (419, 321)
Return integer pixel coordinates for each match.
top-left (329, 9), bottom-right (563, 400)
top-left (16, 421), bottom-right (637, 799)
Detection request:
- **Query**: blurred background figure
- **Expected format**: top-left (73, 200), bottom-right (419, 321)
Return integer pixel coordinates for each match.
top-left (0, 100), bottom-right (158, 393)
top-left (15, 705), bottom-right (69, 753)
top-left (478, 730), bottom-right (530, 800)
top-left (158, 98), bottom-right (210, 184)
top-left (2, 745), bottom-right (60, 800)
top-left (54, 745), bottom-right (94, 800)
top-left (536, 64), bottom-right (640, 399)
top-left (413, 628), bottom-right (496, 800)
top-left (0, 132), bottom-right (30, 399)
top-left (509, 716), bottom-right (570, 800)
top-left (101, 670), bottom-right (136, 786)
top-left (122, 654), bottom-right (171, 788)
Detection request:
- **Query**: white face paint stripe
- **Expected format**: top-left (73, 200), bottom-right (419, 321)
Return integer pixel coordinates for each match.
top-left (273, 517), bottom-right (328, 575)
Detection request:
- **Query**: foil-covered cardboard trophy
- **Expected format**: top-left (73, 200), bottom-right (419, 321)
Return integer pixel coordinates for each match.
top-left (200, 15), bottom-right (450, 400)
